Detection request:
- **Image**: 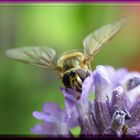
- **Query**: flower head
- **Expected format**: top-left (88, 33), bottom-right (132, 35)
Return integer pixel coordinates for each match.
top-left (31, 65), bottom-right (140, 137)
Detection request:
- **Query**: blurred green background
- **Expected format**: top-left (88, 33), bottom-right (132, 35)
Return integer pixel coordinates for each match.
top-left (0, 4), bottom-right (140, 134)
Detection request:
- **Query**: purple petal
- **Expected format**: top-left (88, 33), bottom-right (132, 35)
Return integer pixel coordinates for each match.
top-left (43, 102), bottom-right (67, 122)
top-left (89, 103), bottom-right (99, 134)
top-left (127, 100), bottom-right (140, 127)
top-left (60, 88), bottom-right (80, 128)
top-left (55, 122), bottom-right (70, 135)
top-left (93, 65), bottom-right (112, 133)
top-left (116, 68), bottom-right (128, 85)
top-left (61, 88), bottom-right (78, 120)
top-left (41, 121), bottom-right (58, 135)
top-left (93, 65), bottom-right (111, 101)
top-left (61, 86), bottom-right (90, 120)
top-left (93, 65), bottom-right (112, 101)
top-left (61, 87), bottom-right (78, 103)
top-left (104, 65), bottom-right (117, 87)
top-left (80, 72), bottom-right (95, 103)
top-left (79, 112), bottom-right (98, 135)
top-left (94, 101), bottom-right (111, 134)
top-left (64, 97), bottom-right (76, 119)
top-left (67, 108), bottom-right (79, 128)
top-left (33, 111), bottom-right (58, 122)
top-left (31, 122), bottom-right (58, 135)
top-left (111, 86), bottom-right (131, 114)
top-left (31, 121), bottom-right (69, 135)
top-left (75, 72), bottom-right (95, 117)
top-left (43, 102), bottom-right (62, 115)
top-left (59, 97), bottom-right (79, 129)
top-left (31, 124), bottom-right (42, 134)
top-left (33, 111), bottom-right (47, 120)
top-left (102, 66), bottom-right (128, 88)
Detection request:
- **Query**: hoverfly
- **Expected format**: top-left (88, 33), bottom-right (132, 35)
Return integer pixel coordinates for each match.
top-left (6, 18), bottom-right (126, 99)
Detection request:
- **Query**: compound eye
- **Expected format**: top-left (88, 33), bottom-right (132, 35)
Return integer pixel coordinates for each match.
top-left (70, 71), bottom-right (76, 77)
top-left (62, 72), bottom-right (71, 87)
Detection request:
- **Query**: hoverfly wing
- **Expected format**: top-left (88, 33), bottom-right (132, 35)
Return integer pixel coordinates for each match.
top-left (6, 46), bottom-right (59, 70)
top-left (83, 18), bottom-right (127, 62)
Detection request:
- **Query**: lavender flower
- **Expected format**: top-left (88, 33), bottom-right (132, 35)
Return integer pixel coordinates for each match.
top-left (31, 102), bottom-right (79, 136)
top-left (31, 65), bottom-right (140, 137)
